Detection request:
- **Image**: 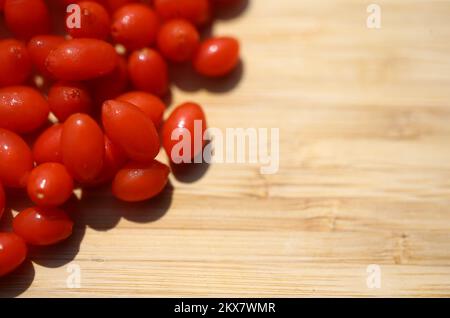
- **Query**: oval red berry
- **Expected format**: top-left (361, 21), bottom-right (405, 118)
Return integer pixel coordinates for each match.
top-left (46, 39), bottom-right (118, 81)
top-left (27, 163), bottom-right (74, 207)
top-left (194, 37), bottom-right (240, 77)
top-left (0, 128), bottom-right (34, 188)
top-left (113, 160), bottom-right (170, 202)
top-left (33, 124), bottom-right (64, 165)
top-left (102, 100), bottom-right (160, 163)
top-left (0, 86), bottom-right (50, 134)
top-left (61, 114), bottom-right (105, 183)
top-left (0, 233), bottom-right (27, 277)
top-left (13, 207), bottom-right (73, 246)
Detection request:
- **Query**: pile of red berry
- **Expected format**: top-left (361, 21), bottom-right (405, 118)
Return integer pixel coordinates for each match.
top-left (0, 0), bottom-right (241, 278)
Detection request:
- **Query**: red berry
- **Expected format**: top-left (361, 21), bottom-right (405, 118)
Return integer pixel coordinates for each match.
top-left (46, 39), bottom-right (118, 81)
top-left (4, 0), bottom-right (51, 40)
top-left (157, 19), bottom-right (200, 63)
top-left (116, 91), bottom-right (165, 127)
top-left (162, 102), bottom-right (207, 163)
top-left (0, 233), bottom-right (27, 277)
top-left (193, 36), bottom-right (240, 77)
top-left (61, 114), bottom-right (105, 183)
top-left (67, 1), bottom-right (111, 40)
top-left (48, 81), bottom-right (93, 122)
top-left (111, 3), bottom-right (160, 51)
top-left (112, 160), bottom-right (170, 202)
top-left (27, 163), bottom-right (74, 207)
top-left (13, 207), bottom-right (73, 246)
top-left (33, 124), bottom-right (63, 165)
top-left (0, 86), bottom-right (50, 134)
top-left (0, 128), bottom-right (34, 188)
top-left (102, 100), bottom-right (160, 163)
top-left (128, 48), bottom-right (169, 96)
top-left (0, 39), bottom-right (32, 87)
top-left (154, 0), bottom-right (211, 26)
top-left (27, 35), bottom-right (66, 78)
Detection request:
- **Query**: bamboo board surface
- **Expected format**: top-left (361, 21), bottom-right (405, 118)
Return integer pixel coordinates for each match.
top-left (2, 0), bottom-right (450, 297)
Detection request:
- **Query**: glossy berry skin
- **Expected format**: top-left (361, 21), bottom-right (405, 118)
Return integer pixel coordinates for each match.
top-left (27, 163), bottom-right (74, 207)
top-left (128, 48), bottom-right (169, 96)
top-left (102, 100), bottom-right (160, 163)
top-left (0, 128), bottom-right (34, 188)
top-left (89, 55), bottom-right (128, 105)
top-left (0, 39), bottom-right (32, 87)
top-left (154, 0), bottom-right (211, 26)
top-left (33, 124), bottom-right (63, 165)
top-left (27, 35), bottom-right (65, 78)
top-left (0, 182), bottom-right (5, 220)
top-left (62, 114), bottom-right (105, 183)
top-left (194, 37), bottom-right (239, 77)
top-left (0, 233), bottom-right (27, 277)
top-left (157, 19), bottom-right (199, 63)
top-left (0, 86), bottom-right (50, 134)
top-left (112, 160), bottom-right (170, 202)
top-left (48, 82), bottom-right (92, 122)
top-left (4, 0), bottom-right (51, 40)
top-left (46, 39), bottom-right (118, 81)
top-left (111, 3), bottom-right (160, 51)
top-left (162, 102), bottom-right (207, 163)
top-left (116, 91), bottom-right (165, 126)
top-left (13, 207), bottom-right (73, 246)
top-left (67, 1), bottom-right (111, 40)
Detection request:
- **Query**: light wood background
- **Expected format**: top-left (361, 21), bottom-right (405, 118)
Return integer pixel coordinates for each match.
top-left (2, 0), bottom-right (450, 297)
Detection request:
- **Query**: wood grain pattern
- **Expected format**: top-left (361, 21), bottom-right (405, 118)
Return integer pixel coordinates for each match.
top-left (2, 0), bottom-right (450, 297)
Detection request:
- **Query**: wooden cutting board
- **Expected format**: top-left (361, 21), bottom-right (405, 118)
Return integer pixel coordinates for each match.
top-left (2, 0), bottom-right (450, 297)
